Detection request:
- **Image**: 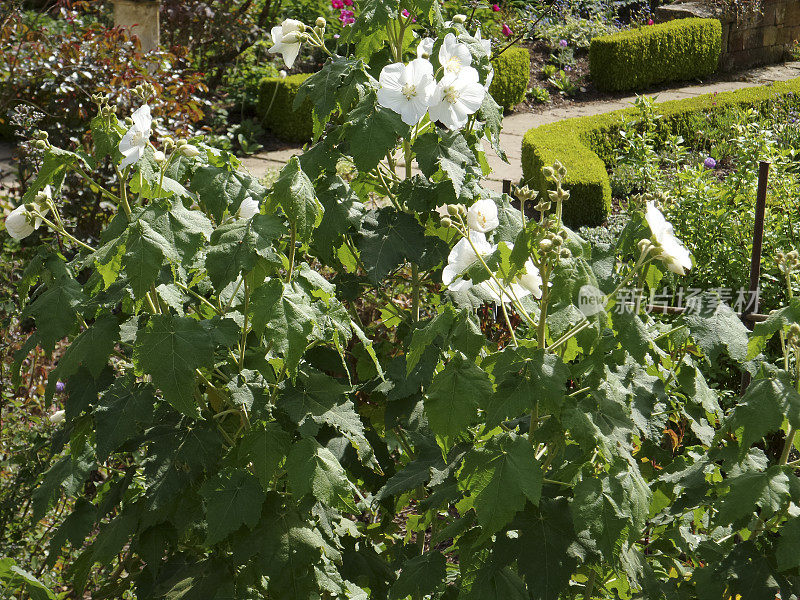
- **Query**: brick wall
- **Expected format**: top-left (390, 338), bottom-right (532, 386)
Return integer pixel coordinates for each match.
top-left (656, 0), bottom-right (800, 71)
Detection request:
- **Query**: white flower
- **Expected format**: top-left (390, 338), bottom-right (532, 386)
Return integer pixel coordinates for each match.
top-left (517, 259), bottom-right (543, 298)
top-left (5, 205), bottom-right (36, 240)
top-left (417, 37), bottom-right (435, 59)
top-left (428, 66), bottom-right (486, 130)
top-left (439, 33), bottom-right (472, 74)
top-left (645, 201), bottom-right (692, 275)
top-left (377, 58), bottom-right (437, 126)
top-left (467, 199), bottom-right (499, 233)
top-left (475, 28), bottom-right (491, 58)
top-left (49, 410), bottom-right (65, 424)
top-left (237, 196), bottom-right (260, 220)
top-left (5, 185), bottom-right (51, 240)
top-left (443, 230), bottom-right (493, 292)
top-left (119, 104), bottom-right (152, 169)
top-left (269, 19), bottom-right (304, 68)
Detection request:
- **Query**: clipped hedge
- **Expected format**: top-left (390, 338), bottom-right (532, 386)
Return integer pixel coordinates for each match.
top-left (590, 18), bottom-right (722, 92)
top-left (257, 73), bottom-right (314, 143)
top-left (522, 76), bottom-right (800, 226)
top-left (489, 46), bottom-right (531, 112)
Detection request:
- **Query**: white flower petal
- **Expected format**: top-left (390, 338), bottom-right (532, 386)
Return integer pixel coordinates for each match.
top-left (467, 199), bottom-right (499, 233)
top-left (5, 205), bottom-right (35, 240)
top-left (131, 104), bottom-right (152, 132)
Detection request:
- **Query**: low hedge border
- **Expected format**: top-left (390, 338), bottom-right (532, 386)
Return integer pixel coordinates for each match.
top-left (257, 73), bottom-right (314, 143)
top-left (590, 18), bottom-right (722, 92)
top-left (521, 76), bottom-right (800, 226)
top-left (489, 46), bottom-right (531, 112)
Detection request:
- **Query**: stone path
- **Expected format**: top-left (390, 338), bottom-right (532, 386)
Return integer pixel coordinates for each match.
top-left (2, 62), bottom-right (800, 194)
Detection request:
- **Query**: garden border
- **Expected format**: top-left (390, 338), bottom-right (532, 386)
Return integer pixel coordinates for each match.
top-left (520, 75), bottom-right (800, 226)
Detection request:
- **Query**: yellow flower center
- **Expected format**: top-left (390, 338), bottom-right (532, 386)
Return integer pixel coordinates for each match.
top-left (443, 86), bottom-right (460, 105)
top-left (401, 83), bottom-right (417, 100)
top-left (446, 57), bottom-right (462, 73)
top-left (131, 130), bottom-right (146, 146)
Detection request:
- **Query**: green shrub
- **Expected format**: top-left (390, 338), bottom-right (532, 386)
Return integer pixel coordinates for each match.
top-left (521, 76), bottom-right (800, 226)
top-left (589, 18), bottom-right (722, 92)
top-left (225, 40), bottom-right (280, 112)
top-left (257, 73), bottom-right (314, 143)
top-left (489, 46), bottom-right (531, 112)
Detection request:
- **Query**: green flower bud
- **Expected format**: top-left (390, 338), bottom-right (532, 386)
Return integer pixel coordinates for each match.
top-left (452, 13), bottom-right (467, 23)
top-left (539, 239), bottom-right (553, 253)
top-left (316, 16), bottom-right (327, 28)
top-left (559, 248), bottom-right (572, 259)
top-left (440, 216), bottom-right (453, 228)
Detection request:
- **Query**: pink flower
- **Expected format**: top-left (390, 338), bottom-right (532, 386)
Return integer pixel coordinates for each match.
top-left (491, 3), bottom-right (500, 10)
top-left (501, 23), bottom-right (512, 37)
top-left (332, 0), bottom-right (344, 7)
top-left (648, 18), bottom-right (654, 25)
top-left (343, 0), bottom-right (353, 6)
top-left (339, 8), bottom-right (355, 24)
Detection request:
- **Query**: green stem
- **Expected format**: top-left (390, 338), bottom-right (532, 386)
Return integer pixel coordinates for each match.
top-left (74, 165), bottom-right (120, 203)
top-left (32, 212), bottom-right (95, 252)
top-left (411, 263), bottom-right (420, 322)
top-left (174, 281), bottom-right (223, 315)
top-left (239, 279), bottom-right (250, 371)
top-left (583, 569), bottom-right (597, 600)
top-left (115, 166), bottom-right (132, 218)
top-left (500, 300), bottom-right (518, 347)
top-left (287, 224), bottom-right (297, 282)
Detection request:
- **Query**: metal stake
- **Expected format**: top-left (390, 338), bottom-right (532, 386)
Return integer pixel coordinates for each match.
top-left (740, 160), bottom-right (770, 393)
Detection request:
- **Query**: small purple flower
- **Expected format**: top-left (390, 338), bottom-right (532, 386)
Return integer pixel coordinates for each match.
top-left (704, 157), bottom-right (717, 170)
top-left (55, 381), bottom-right (66, 393)
top-left (559, 39), bottom-right (568, 47)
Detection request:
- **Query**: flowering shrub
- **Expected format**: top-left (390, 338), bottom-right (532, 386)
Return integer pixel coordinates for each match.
top-left (7, 4), bottom-right (800, 600)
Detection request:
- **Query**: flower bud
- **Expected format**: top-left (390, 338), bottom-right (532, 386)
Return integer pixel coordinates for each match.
top-left (559, 248), bottom-right (572, 259)
top-left (49, 410), bottom-right (65, 424)
top-left (447, 204), bottom-right (461, 217)
top-left (280, 70), bottom-right (288, 78)
top-left (539, 239), bottom-right (553, 253)
top-left (153, 150), bottom-right (166, 163)
top-left (316, 16), bottom-right (326, 28)
top-left (440, 216), bottom-right (453, 228)
top-left (452, 13), bottom-right (467, 23)
top-left (180, 145), bottom-right (201, 158)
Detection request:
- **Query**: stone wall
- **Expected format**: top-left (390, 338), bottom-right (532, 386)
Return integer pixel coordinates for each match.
top-left (656, 0), bottom-right (800, 71)
top-left (113, 0), bottom-right (161, 53)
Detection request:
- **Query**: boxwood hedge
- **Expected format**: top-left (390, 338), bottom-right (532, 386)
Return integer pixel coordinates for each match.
top-left (522, 76), bottom-right (800, 226)
top-left (489, 46), bottom-right (531, 112)
top-left (257, 73), bottom-right (314, 143)
top-left (590, 18), bottom-right (722, 92)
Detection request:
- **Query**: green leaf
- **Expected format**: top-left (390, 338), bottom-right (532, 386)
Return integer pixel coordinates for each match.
top-left (748, 299), bottom-right (800, 358)
top-left (715, 465), bottom-right (794, 526)
top-left (571, 462), bottom-right (650, 563)
top-left (205, 213), bottom-right (285, 289)
top-left (0, 558), bottom-right (56, 600)
top-left (390, 551), bottom-right (446, 600)
top-left (413, 131), bottom-right (475, 196)
top-left (272, 156), bottom-right (322, 241)
top-left (200, 468), bottom-right (265, 545)
top-left (190, 166), bottom-right (267, 222)
top-left (294, 56), bottom-right (363, 124)
top-left (47, 313), bottom-right (118, 400)
top-left (679, 297), bottom-right (749, 363)
top-left (237, 422), bottom-right (290, 491)
top-left (23, 278), bottom-right (84, 352)
top-left (725, 375), bottom-right (800, 456)
top-left (94, 376), bottom-right (156, 460)
top-left (344, 98), bottom-right (408, 173)
top-left (483, 348), bottom-right (570, 426)
top-left (286, 438), bottom-right (357, 512)
top-left (425, 353), bottom-right (489, 443)
top-left (32, 444), bottom-right (95, 520)
top-left (459, 433), bottom-right (542, 534)
top-left (133, 314), bottom-right (214, 416)
top-left (281, 369), bottom-right (375, 467)
top-left (358, 208), bottom-right (445, 283)
top-left (345, 0), bottom-right (394, 56)
top-left (517, 499), bottom-right (583, 600)
top-left (313, 175), bottom-right (365, 263)
top-left (776, 516), bottom-right (800, 571)
top-left (249, 280), bottom-right (316, 374)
